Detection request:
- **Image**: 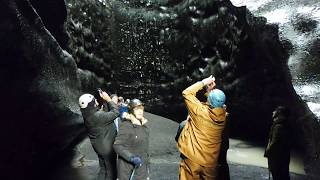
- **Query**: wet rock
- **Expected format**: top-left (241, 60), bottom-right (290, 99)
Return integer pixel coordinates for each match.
top-left (300, 38), bottom-right (320, 78)
top-left (1, 0), bottom-right (320, 179)
top-left (65, 1), bottom-right (320, 178)
top-left (292, 15), bottom-right (318, 34)
top-left (0, 0), bottom-right (86, 179)
top-left (107, 0), bottom-right (287, 138)
top-left (95, 0), bottom-right (320, 178)
top-left (29, 0), bottom-right (69, 49)
top-left (66, 0), bottom-right (116, 86)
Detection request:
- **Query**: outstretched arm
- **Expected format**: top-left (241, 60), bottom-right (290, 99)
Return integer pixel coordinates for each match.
top-left (182, 75), bottom-right (216, 116)
top-left (97, 90), bottom-right (119, 125)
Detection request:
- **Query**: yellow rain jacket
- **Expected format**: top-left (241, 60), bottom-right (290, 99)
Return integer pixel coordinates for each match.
top-left (178, 82), bottom-right (227, 167)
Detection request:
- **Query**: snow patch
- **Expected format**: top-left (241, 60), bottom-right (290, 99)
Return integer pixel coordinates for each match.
top-left (297, 6), bottom-right (315, 15)
top-left (294, 83), bottom-right (320, 97)
top-left (307, 102), bottom-right (320, 119)
top-left (297, 6), bottom-right (320, 21)
top-left (230, 0), bottom-right (272, 11)
top-left (301, 85), bottom-right (319, 96)
top-left (261, 8), bottom-right (290, 24)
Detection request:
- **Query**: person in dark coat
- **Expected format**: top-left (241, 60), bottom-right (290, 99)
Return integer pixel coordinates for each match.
top-left (264, 106), bottom-right (291, 180)
top-left (79, 90), bottom-right (119, 180)
top-left (113, 99), bottom-right (150, 180)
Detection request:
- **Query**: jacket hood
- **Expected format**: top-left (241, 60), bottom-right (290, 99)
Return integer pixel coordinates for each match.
top-left (208, 107), bottom-right (226, 123)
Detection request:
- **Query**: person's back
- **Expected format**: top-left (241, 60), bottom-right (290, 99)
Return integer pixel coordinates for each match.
top-left (83, 107), bottom-right (118, 154)
top-left (178, 104), bottom-right (226, 166)
top-left (178, 75), bottom-right (227, 180)
top-left (196, 85), bottom-right (231, 180)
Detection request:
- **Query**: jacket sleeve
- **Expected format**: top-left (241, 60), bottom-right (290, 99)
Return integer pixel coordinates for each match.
top-left (182, 81), bottom-right (206, 117)
top-left (113, 122), bottom-right (134, 162)
top-left (96, 101), bottom-right (119, 125)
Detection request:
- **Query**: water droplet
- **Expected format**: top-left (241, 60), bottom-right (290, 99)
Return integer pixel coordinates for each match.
top-left (160, 6), bottom-right (167, 11)
top-left (189, 6), bottom-right (197, 12)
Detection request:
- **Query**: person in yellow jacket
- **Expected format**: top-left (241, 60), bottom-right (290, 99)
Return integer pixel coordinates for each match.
top-left (178, 75), bottom-right (227, 180)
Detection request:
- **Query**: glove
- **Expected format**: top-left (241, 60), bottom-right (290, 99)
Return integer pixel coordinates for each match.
top-left (201, 75), bottom-right (215, 85)
top-left (130, 155), bottom-right (143, 167)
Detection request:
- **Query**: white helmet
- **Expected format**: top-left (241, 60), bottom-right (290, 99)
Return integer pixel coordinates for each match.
top-left (79, 94), bottom-right (95, 109)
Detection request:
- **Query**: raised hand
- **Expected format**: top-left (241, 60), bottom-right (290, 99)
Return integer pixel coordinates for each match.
top-left (99, 90), bottom-right (112, 102)
top-left (201, 75), bottom-right (216, 87)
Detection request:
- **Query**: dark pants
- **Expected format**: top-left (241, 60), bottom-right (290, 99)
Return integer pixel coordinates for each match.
top-left (217, 122), bottom-right (230, 180)
top-left (217, 155), bottom-right (230, 180)
top-left (97, 152), bottom-right (117, 180)
top-left (268, 157), bottom-right (290, 180)
top-left (91, 130), bottom-right (117, 180)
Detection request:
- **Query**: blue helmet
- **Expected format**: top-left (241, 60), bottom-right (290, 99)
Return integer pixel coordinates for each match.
top-left (208, 89), bottom-right (226, 108)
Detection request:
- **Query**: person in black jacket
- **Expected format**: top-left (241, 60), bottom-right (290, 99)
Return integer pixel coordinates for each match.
top-left (264, 106), bottom-right (291, 180)
top-left (79, 90), bottom-right (119, 180)
top-left (113, 99), bottom-right (150, 180)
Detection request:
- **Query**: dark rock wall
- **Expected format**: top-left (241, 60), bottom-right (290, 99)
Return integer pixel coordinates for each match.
top-left (1, 0), bottom-right (320, 179)
top-left (66, 0), bottom-right (117, 93)
top-left (108, 0), bottom-right (294, 137)
top-left (65, 0), bottom-right (320, 177)
top-left (0, 0), bottom-right (85, 179)
top-left (106, 0), bottom-right (320, 178)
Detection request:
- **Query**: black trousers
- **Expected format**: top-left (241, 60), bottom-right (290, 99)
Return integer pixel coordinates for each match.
top-left (268, 158), bottom-right (290, 180)
top-left (97, 152), bottom-right (117, 180)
